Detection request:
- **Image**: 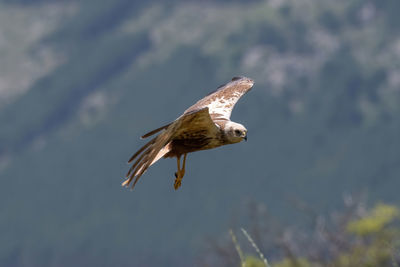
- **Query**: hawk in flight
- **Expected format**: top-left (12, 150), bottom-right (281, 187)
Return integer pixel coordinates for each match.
top-left (123, 76), bottom-right (254, 190)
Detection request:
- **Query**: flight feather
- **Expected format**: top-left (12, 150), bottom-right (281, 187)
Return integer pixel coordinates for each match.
top-left (184, 76), bottom-right (254, 120)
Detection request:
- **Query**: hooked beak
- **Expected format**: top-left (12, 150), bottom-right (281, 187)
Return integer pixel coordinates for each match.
top-left (244, 134), bottom-right (247, 141)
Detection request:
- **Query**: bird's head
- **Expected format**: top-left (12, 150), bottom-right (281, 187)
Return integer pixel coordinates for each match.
top-left (224, 121), bottom-right (248, 144)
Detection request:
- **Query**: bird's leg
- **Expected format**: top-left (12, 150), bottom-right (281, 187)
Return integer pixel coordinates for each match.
top-left (174, 154), bottom-right (187, 190)
top-left (174, 155), bottom-right (181, 178)
top-left (174, 155), bottom-right (181, 189)
top-left (181, 153), bottom-right (187, 177)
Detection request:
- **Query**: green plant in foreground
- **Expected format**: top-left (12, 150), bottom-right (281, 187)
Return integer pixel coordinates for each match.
top-left (244, 255), bottom-right (269, 267)
top-left (335, 203), bottom-right (400, 267)
top-left (273, 258), bottom-right (311, 267)
top-left (230, 228), bottom-right (270, 267)
top-left (219, 201), bottom-right (400, 267)
top-left (347, 203), bottom-right (400, 236)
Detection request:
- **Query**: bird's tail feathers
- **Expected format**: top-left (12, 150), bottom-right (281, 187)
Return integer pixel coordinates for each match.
top-left (141, 123), bottom-right (171, 139)
top-left (122, 136), bottom-right (172, 189)
top-left (127, 137), bottom-right (157, 164)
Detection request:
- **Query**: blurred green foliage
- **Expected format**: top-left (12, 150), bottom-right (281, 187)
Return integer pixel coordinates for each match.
top-left (347, 204), bottom-right (400, 236)
top-left (273, 258), bottom-right (311, 267)
top-left (244, 255), bottom-right (270, 267)
top-left (214, 201), bottom-right (400, 267)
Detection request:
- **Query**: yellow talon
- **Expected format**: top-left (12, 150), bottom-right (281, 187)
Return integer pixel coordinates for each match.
top-left (174, 178), bottom-right (182, 190)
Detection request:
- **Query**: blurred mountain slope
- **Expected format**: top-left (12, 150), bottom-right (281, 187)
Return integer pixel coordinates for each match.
top-left (1, 0), bottom-right (400, 266)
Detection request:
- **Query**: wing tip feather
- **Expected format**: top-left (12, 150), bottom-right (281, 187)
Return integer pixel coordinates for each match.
top-left (121, 179), bottom-right (130, 187)
top-left (140, 123), bottom-right (171, 139)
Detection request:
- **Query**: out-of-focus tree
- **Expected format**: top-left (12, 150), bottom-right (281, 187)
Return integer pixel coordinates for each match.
top-left (201, 197), bottom-right (400, 267)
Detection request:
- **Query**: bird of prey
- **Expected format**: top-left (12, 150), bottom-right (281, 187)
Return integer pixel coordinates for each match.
top-left (123, 76), bottom-right (254, 190)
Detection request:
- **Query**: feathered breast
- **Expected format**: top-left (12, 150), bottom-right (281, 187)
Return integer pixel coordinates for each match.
top-left (165, 129), bottom-right (224, 157)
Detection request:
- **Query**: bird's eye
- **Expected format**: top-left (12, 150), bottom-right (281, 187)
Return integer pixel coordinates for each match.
top-left (234, 130), bottom-right (241, 136)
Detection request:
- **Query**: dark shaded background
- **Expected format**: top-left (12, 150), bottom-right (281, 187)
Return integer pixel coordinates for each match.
top-left (1, 0), bottom-right (400, 266)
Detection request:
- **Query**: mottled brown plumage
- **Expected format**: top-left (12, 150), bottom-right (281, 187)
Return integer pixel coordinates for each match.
top-left (123, 76), bottom-right (254, 190)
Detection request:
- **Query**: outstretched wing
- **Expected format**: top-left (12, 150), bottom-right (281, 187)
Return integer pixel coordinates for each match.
top-left (123, 107), bottom-right (219, 189)
top-left (184, 76), bottom-right (254, 120)
top-left (172, 107), bottom-right (221, 151)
